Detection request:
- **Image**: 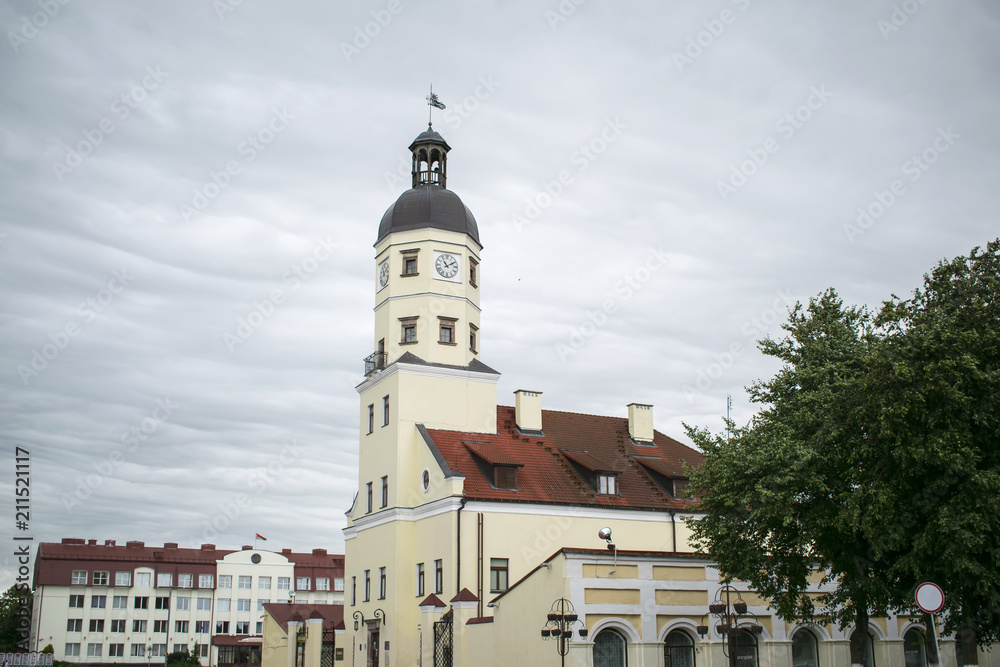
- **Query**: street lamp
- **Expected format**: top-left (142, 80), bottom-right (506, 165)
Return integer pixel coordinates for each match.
top-left (697, 585), bottom-right (763, 667)
top-left (540, 598), bottom-right (588, 667)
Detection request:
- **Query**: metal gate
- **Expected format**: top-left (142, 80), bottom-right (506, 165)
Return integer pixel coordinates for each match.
top-left (321, 629), bottom-right (335, 667)
top-left (433, 617), bottom-right (453, 667)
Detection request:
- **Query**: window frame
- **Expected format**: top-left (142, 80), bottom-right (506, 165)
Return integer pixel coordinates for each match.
top-left (115, 571), bottom-right (131, 586)
top-left (598, 474), bottom-right (618, 496)
top-left (438, 317), bottom-right (457, 345)
top-left (218, 575), bottom-right (232, 589)
top-left (469, 323), bottom-right (478, 354)
top-left (367, 404), bottom-right (374, 434)
top-left (489, 558), bottom-right (509, 593)
top-left (71, 570), bottom-right (87, 585)
top-left (237, 575), bottom-right (252, 590)
top-left (364, 570), bottom-right (371, 602)
top-left (66, 619), bottom-right (82, 633)
top-left (400, 317), bottom-right (418, 345)
top-left (176, 597), bottom-right (190, 611)
top-left (383, 395), bottom-right (390, 426)
top-left (417, 563), bottom-right (425, 597)
top-left (157, 572), bottom-right (172, 588)
top-left (64, 644), bottom-right (80, 657)
top-left (91, 595), bottom-right (106, 608)
top-left (378, 567), bottom-right (386, 600)
top-left (178, 573), bottom-right (193, 588)
top-left (68, 594), bottom-right (84, 608)
top-left (199, 574), bottom-right (214, 589)
top-left (92, 571), bottom-right (109, 586)
top-left (401, 249), bottom-right (419, 277)
top-left (434, 560), bottom-right (443, 595)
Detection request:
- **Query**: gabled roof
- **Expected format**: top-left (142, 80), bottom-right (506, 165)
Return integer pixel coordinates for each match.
top-left (263, 603), bottom-right (344, 632)
top-left (424, 406), bottom-right (703, 510)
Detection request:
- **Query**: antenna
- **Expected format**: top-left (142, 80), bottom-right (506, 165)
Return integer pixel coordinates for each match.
top-left (726, 394), bottom-right (732, 442)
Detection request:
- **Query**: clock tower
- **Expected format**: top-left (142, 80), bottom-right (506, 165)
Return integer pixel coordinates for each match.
top-left (346, 124), bottom-right (500, 667)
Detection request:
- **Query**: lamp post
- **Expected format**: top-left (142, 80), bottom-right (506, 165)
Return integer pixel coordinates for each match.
top-left (540, 598), bottom-right (588, 667)
top-left (697, 585), bottom-right (763, 667)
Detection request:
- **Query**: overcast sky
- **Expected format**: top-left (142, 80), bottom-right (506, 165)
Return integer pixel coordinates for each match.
top-left (2, 0), bottom-right (998, 587)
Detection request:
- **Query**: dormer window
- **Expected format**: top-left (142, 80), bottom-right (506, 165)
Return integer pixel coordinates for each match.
top-left (464, 442), bottom-right (522, 491)
top-left (495, 466), bottom-right (518, 490)
top-left (598, 474), bottom-right (617, 496)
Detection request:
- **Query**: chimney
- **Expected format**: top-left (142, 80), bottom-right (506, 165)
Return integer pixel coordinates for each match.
top-left (514, 390), bottom-right (543, 432)
top-left (628, 403), bottom-right (654, 442)
top-left (87, 539), bottom-right (98, 546)
top-left (126, 541), bottom-right (144, 549)
top-left (312, 549), bottom-right (327, 556)
top-left (104, 540), bottom-right (116, 547)
top-left (164, 542), bottom-right (178, 549)
top-left (242, 545), bottom-right (253, 550)
top-left (200, 544), bottom-right (215, 551)
top-left (282, 548), bottom-right (292, 555)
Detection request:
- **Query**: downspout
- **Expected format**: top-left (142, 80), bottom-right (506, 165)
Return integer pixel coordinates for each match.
top-left (670, 509), bottom-right (677, 552)
top-left (456, 497), bottom-right (466, 594)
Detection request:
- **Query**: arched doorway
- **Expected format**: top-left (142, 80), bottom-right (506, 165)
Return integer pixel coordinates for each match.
top-left (792, 629), bottom-right (820, 667)
top-left (664, 629), bottom-right (695, 667)
top-left (904, 629), bottom-right (927, 667)
top-left (849, 629), bottom-right (876, 667)
top-left (734, 629), bottom-right (758, 667)
top-left (593, 628), bottom-right (627, 667)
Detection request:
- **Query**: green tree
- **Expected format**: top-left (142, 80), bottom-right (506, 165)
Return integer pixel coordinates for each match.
top-left (686, 240), bottom-right (1000, 660)
top-left (166, 645), bottom-right (201, 667)
top-left (0, 585), bottom-right (32, 651)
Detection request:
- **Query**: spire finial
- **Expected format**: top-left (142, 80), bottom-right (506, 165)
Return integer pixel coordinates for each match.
top-left (426, 84), bottom-right (446, 127)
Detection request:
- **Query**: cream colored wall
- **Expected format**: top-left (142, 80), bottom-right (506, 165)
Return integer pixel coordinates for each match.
top-left (372, 229), bottom-right (483, 368)
top-left (261, 612), bottom-right (288, 667)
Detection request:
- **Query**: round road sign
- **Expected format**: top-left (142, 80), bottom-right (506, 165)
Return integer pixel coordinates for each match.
top-left (915, 582), bottom-right (944, 613)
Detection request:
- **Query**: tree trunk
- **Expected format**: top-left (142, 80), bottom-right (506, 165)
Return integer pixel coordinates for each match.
top-left (850, 607), bottom-right (870, 667)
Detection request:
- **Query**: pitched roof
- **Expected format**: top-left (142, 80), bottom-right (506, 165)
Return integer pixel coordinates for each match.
top-left (424, 406), bottom-right (703, 510)
top-left (263, 603), bottom-right (345, 632)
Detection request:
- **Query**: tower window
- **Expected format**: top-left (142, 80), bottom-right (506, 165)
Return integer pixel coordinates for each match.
top-left (401, 248), bottom-right (419, 276)
top-left (469, 259), bottom-right (478, 287)
top-left (400, 317), bottom-right (418, 344)
top-left (470, 323), bottom-right (478, 354)
top-left (439, 317), bottom-right (457, 345)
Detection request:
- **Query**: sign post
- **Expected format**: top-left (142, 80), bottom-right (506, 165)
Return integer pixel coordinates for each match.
top-left (915, 583), bottom-right (945, 665)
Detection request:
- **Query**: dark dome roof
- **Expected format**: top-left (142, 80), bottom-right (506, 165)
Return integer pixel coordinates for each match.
top-left (409, 128), bottom-right (450, 150)
top-left (377, 185), bottom-right (480, 245)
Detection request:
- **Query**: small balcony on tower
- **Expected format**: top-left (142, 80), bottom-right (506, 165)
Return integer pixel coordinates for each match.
top-left (364, 351), bottom-right (387, 376)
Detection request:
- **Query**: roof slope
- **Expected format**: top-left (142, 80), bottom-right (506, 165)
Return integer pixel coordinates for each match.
top-left (264, 603), bottom-right (345, 632)
top-left (424, 406), bottom-right (703, 510)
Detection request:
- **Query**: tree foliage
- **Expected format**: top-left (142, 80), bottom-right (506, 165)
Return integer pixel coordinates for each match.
top-left (686, 240), bottom-right (1000, 654)
top-left (0, 585), bottom-right (32, 651)
top-left (166, 645), bottom-right (201, 667)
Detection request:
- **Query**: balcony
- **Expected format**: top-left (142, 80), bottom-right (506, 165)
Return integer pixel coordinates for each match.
top-left (364, 351), bottom-right (387, 376)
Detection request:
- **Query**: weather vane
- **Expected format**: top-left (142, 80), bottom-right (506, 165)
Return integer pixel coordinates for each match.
top-left (426, 84), bottom-right (445, 127)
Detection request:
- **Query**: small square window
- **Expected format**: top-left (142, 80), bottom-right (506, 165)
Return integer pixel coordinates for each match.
top-left (67, 619), bottom-right (82, 632)
top-left (217, 599), bottom-right (231, 612)
top-left (199, 574), bottom-right (214, 588)
top-left (130, 644), bottom-right (145, 657)
top-left (178, 574), bottom-right (193, 588)
top-left (238, 575), bottom-right (252, 589)
top-left (216, 621), bottom-right (229, 634)
top-left (154, 620), bottom-right (168, 633)
top-left (109, 644), bottom-right (124, 658)
top-left (65, 644), bottom-right (80, 657)
top-left (68, 595), bottom-right (84, 608)
top-left (218, 575), bottom-right (232, 588)
top-left (495, 466), bottom-right (517, 490)
top-left (316, 577), bottom-right (330, 591)
top-left (401, 250), bottom-right (419, 276)
top-left (334, 577), bottom-right (344, 592)
top-left (237, 598), bottom-right (251, 612)
top-left (91, 595), bottom-right (106, 608)
top-left (87, 643), bottom-right (102, 658)
top-left (259, 576), bottom-right (271, 590)
top-left (176, 597), bottom-right (190, 611)
top-left (112, 595), bottom-right (127, 609)
top-left (155, 596), bottom-right (170, 610)
top-left (135, 572), bottom-right (151, 587)
top-left (438, 317), bottom-right (457, 345)
top-left (196, 621), bottom-right (210, 634)
top-left (71, 570), bottom-right (87, 585)
top-left (93, 571), bottom-right (109, 586)
top-left (89, 619), bottom-right (104, 633)
top-left (115, 572), bottom-right (131, 586)
top-left (134, 596), bottom-right (148, 609)
top-left (133, 620), bottom-right (147, 633)
top-left (296, 577), bottom-right (310, 591)
top-left (111, 620), bottom-right (126, 633)
top-left (197, 598), bottom-right (212, 611)
top-left (277, 577), bottom-right (290, 590)
top-left (176, 620), bottom-right (189, 633)
top-left (157, 573), bottom-right (172, 588)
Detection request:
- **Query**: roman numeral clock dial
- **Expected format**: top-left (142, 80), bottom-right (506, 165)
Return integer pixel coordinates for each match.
top-left (434, 252), bottom-right (460, 280)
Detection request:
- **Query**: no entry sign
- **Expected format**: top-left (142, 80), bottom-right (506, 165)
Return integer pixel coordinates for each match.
top-left (915, 582), bottom-right (945, 613)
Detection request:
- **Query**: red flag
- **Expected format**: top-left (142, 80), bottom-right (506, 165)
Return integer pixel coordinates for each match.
top-left (255, 533), bottom-right (267, 541)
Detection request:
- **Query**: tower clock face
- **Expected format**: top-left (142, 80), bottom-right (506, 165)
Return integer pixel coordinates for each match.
top-left (434, 253), bottom-right (459, 279)
top-left (378, 260), bottom-right (389, 289)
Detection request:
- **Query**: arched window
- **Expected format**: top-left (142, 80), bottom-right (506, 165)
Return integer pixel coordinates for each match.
top-left (593, 628), bottom-right (627, 667)
top-left (735, 629), bottom-right (758, 667)
top-left (849, 629), bottom-right (876, 667)
top-left (904, 629), bottom-right (927, 667)
top-left (792, 630), bottom-right (820, 667)
top-left (665, 629), bottom-right (695, 667)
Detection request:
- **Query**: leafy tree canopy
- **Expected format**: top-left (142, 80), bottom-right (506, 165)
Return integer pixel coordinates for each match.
top-left (0, 585), bottom-right (32, 651)
top-left (686, 239), bottom-right (1000, 654)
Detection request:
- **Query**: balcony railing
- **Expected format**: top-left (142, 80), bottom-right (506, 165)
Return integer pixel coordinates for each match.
top-left (364, 351), bottom-right (387, 376)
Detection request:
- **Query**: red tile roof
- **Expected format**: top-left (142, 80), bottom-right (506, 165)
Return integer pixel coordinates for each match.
top-left (263, 603), bottom-right (345, 632)
top-left (32, 540), bottom-right (344, 587)
top-left (424, 406), bottom-right (702, 511)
